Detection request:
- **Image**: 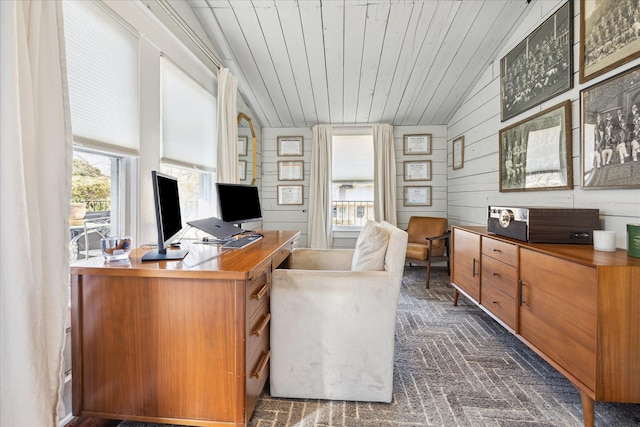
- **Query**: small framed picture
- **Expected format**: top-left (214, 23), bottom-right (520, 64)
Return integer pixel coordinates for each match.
top-left (238, 160), bottom-right (247, 181)
top-left (403, 160), bottom-right (431, 181)
top-left (452, 136), bottom-right (464, 170)
top-left (403, 185), bottom-right (432, 207)
top-left (278, 136), bottom-right (304, 156)
top-left (238, 136), bottom-right (248, 156)
top-left (277, 185), bottom-right (304, 205)
top-left (278, 160), bottom-right (304, 181)
top-left (403, 134), bottom-right (431, 155)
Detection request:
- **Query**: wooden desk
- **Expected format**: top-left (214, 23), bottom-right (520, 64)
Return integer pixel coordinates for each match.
top-left (451, 226), bottom-right (640, 427)
top-left (70, 230), bottom-right (299, 427)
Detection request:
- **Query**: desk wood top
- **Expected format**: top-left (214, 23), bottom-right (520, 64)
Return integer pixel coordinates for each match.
top-left (70, 230), bottom-right (300, 280)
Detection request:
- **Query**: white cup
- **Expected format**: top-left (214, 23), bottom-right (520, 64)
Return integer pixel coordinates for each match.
top-left (593, 230), bottom-right (616, 252)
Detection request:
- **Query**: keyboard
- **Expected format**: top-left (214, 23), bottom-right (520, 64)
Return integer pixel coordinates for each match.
top-left (222, 234), bottom-right (263, 249)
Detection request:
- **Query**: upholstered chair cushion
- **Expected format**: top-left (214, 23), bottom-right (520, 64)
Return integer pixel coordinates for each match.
top-left (351, 219), bottom-right (390, 271)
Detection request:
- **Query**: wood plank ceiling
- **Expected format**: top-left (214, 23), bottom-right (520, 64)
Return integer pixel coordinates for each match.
top-left (187, 0), bottom-right (531, 128)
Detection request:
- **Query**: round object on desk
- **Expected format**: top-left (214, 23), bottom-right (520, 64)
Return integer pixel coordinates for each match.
top-left (101, 236), bottom-right (132, 261)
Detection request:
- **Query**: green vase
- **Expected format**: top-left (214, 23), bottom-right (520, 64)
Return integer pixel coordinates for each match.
top-left (628, 224), bottom-right (640, 258)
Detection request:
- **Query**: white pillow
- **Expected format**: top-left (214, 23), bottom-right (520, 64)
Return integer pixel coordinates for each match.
top-left (351, 220), bottom-right (390, 271)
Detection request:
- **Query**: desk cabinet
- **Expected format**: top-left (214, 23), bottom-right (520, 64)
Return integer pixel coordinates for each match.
top-left (450, 226), bottom-right (640, 427)
top-left (70, 230), bottom-right (299, 427)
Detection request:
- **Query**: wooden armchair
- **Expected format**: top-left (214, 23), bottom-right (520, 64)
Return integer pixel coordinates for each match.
top-left (405, 216), bottom-right (449, 288)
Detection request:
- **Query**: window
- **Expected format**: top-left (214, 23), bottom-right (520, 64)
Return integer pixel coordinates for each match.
top-left (70, 149), bottom-right (123, 261)
top-left (332, 134), bottom-right (375, 228)
top-left (159, 165), bottom-right (214, 223)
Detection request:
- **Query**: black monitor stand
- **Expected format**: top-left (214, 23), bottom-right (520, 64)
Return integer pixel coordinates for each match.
top-left (141, 248), bottom-right (188, 262)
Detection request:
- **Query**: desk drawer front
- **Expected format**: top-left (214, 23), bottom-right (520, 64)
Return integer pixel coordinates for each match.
top-left (247, 268), bottom-right (270, 316)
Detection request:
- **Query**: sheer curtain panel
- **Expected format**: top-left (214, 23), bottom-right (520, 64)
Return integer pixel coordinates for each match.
top-left (217, 67), bottom-right (238, 183)
top-left (373, 124), bottom-right (397, 225)
top-left (308, 125), bottom-right (333, 248)
top-left (1, 1), bottom-right (72, 425)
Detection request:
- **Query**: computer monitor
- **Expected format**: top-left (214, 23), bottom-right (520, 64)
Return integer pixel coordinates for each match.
top-left (216, 183), bottom-right (263, 226)
top-left (141, 171), bottom-right (189, 262)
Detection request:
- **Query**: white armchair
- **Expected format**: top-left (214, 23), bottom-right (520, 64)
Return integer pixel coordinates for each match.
top-left (270, 221), bottom-right (408, 403)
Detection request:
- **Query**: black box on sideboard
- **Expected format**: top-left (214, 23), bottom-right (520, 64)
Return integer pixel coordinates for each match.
top-left (487, 206), bottom-right (600, 244)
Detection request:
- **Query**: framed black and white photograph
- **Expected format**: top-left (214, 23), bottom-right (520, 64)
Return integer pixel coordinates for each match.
top-left (238, 160), bottom-right (247, 181)
top-left (581, 65), bottom-right (640, 189)
top-left (277, 185), bottom-right (304, 205)
top-left (238, 136), bottom-right (248, 156)
top-left (278, 160), bottom-right (304, 181)
top-left (277, 136), bottom-right (304, 156)
top-left (499, 100), bottom-right (572, 192)
top-left (403, 160), bottom-right (431, 181)
top-left (452, 136), bottom-right (464, 170)
top-left (403, 134), bottom-right (431, 155)
top-left (500, 2), bottom-right (572, 121)
top-left (403, 185), bottom-right (432, 207)
top-left (580, 0), bottom-right (640, 83)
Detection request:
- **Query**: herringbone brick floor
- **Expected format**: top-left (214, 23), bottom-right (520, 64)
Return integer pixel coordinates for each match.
top-left (118, 266), bottom-right (640, 427)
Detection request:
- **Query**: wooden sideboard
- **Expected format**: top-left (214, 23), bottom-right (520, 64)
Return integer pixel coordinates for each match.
top-left (70, 230), bottom-right (299, 427)
top-left (450, 226), bottom-right (640, 427)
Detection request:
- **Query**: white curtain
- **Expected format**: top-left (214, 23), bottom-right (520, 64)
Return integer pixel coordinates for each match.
top-left (1, 1), bottom-right (72, 425)
top-left (308, 125), bottom-right (333, 248)
top-left (217, 67), bottom-right (238, 184)
top-left (373, 124), bottom-right (397, 225)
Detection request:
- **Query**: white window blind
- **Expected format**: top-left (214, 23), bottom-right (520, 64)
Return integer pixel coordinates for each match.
top-left (63, 1), bottom-right (139, 154)
top-left (161, 58), bottom-right (217, 171)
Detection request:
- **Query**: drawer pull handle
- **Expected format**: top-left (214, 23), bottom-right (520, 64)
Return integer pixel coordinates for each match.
top-left (252, 282), bottom-right (270, 300)
top-left (493, 248), bottom-right (502, 253)
top-left (252, 313), bottom-right (271, 337)
top-left (252, 350), bottom-right (270, 379)
top-left (518, 280), bottom-right (524, 306)
top-left (472, 258), bottom-right (478, 277)
top-left (492, 272), bottom-right (500, 277)
top-left (492, 300), bottom-right (499, 304)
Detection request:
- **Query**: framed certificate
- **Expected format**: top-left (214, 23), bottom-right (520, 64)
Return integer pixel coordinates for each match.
top-left (278, 160), bottom-right (304, 181)
top-left (403, 185), bottom-right (432, 207)
top-left (403, 134), bottom-right (431, 155)
top-left (238, 160), bottom-right (247, 181)
top-left (238, 136), bottom-right (248, 156)
top-left (403, 160), bottom-right (431, 181)
top-left (452, 136), bottom-right (464, 170)
top-left (277, 136), bottom-right (304, 156)
top-left (277, 185), bottom-right (304, 205)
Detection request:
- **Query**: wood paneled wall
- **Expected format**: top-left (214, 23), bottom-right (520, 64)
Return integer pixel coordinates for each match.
top-left (261, 126), bottom-right (447, 248)
top-left (447, 0), bottom-right (640, 249)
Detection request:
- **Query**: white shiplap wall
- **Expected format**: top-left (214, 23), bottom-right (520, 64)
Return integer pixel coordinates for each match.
top-left (261, 125), bottom-right (447, 248)
top-left (447, 0), bottom-right (640, 250)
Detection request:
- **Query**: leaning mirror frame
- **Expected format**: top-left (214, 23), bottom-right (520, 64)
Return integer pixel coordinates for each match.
top-left (237, 112), bottom-right (257, 185)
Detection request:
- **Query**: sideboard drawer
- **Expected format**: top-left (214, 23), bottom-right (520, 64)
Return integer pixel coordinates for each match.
top-left (482, 237), bottom-right (516, 266)
top-left (481, 280), bottom-right (516, 330)
top-left (481, 255), bottom-right (516, 297)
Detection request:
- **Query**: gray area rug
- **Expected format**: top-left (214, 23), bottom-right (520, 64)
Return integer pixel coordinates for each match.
top-left (121, 266), bottom-right (640, 427)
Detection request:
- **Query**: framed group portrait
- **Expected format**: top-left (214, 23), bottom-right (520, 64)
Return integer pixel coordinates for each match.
top-left (580, 0), bottom-right (640, 83)
top-left (500, 2), bottom-right (573, 121)
top-left (581, 65), bottom-right (640, 189)
top-left (499, 100), bottom-right (573, 192)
